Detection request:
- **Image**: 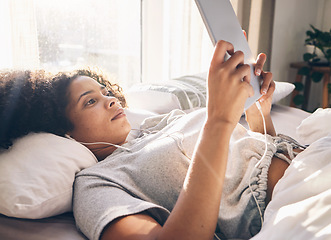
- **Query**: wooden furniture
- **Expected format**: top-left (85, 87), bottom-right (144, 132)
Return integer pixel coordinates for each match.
top-left (290, 62), bottom-right (330, 110)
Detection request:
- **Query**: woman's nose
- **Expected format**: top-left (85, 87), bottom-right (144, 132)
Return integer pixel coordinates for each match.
top-left (106, 97), bottom-right (117, 108)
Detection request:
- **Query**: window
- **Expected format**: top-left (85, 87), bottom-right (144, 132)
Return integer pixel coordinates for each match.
top-left (0, 0), bottom-right (245, 89)
top-left (0, 0), bottom-right (141, 89)
top-left (35, 0), bottom-right (141, 89)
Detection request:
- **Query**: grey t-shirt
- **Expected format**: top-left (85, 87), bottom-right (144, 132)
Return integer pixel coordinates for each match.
top-left (73, 109), bottom-right (273, 240)
top-left (73, 109), bottom-right (203, 240)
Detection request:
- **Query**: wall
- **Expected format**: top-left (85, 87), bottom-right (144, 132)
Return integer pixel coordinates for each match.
top-left (322, 0), bottom-right (331, 30)
top-left (270, 0), bottom-right (331, 110)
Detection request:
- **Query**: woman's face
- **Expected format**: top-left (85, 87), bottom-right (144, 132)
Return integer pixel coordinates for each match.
top-left (66, 76), bottom-right (131, 159)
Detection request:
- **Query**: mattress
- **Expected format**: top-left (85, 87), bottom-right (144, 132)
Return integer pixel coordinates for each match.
top-left (0, 212), bottom-right (86, 240)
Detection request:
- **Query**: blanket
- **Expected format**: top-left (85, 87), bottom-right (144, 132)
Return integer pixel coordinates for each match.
top-left (252, 108), bottom-right (331, 240)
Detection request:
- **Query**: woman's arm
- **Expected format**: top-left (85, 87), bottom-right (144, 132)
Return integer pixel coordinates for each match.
top-left (101, 40), bottom-right (253, 240)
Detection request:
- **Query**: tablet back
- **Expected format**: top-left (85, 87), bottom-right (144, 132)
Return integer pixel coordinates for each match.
top-left (195, 0), bottom-right (262, 110)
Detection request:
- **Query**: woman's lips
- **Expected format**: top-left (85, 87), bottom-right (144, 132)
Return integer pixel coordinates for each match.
top-left (111, 109), bottom-right (126, 120)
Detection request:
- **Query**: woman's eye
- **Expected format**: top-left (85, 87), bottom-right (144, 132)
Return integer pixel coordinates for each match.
top-left (103, 91), bottom-right (114, 97)
top-left (86, 99), bottom-right (96, 106)
top-left (105, 90), bottom-right (114, 97)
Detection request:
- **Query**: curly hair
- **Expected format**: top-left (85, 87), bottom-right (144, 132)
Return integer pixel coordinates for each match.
top-left (0, 68), bottom-right (126, 149)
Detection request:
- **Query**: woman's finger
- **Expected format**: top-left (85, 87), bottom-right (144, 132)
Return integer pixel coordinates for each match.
top-left (225, 50), bottom-right (245, 70)
top-left (235, 64), bottom-right (254, 98)
top-left (235, 63), bottom-right (251, 84)
top-left (259, 78), bottom-right (275, 102)
top-left (242, 80), bottom-right (255, 99)
top-left (260, 71), bottom-right (273, 95)
top-left (210, 40), bottom-right (235, 69)
top-left (255, 53), bottom-right (266, 76)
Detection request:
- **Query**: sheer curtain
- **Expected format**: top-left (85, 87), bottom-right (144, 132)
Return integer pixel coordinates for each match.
top-left (0, 0), bottom-right (275, 86)
top-left (141, 0), bottom-right (275, 83)
top-left (142, 0), bottom-right (214, 83)
top-left (0, 0), bottom-right (39, 69)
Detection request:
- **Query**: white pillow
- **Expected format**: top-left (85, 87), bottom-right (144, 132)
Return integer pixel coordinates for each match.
top-left (0, 133), bottom-right (97, 219)
top-left (296, 108), bottom-right (331, 145)
top-left (124, 108), bottom-right (157, 141)
top-left (272, 81), bottom-right (295, 104)
top-left (125, 88), bottom-right (182, 114)
top-left (125, 73), bottom-right (295, 113)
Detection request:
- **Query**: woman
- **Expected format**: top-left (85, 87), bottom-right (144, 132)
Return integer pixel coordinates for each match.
top-left (0, 41), bottom-right (299, 239)
top-left (72, 41), bottom-right (293, 240)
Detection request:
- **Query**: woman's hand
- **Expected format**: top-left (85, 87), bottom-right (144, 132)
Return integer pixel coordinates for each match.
top-left (254, 53), bottom-right (275, 103)
top-left (243, 30), bottom-right (275, 103)
top-left (207, 40), bottom-right (254, 128)
top-left (245, 53), bottom-right (276, 136)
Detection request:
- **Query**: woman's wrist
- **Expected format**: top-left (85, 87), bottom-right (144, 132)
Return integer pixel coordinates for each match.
top-left (202, 120), bottom-right (237, 143)
top-left (204, 118), bottom-right (237, 137)
top-left (246, 113), bottom-right (276, 136)
top-left (246, 113), bottom-right (263, 128)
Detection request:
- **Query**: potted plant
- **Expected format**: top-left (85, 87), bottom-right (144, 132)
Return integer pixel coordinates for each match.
top-left (293, 25), bottom-right (331, 107)
top-left (303, 25), bottom-right (331, 65)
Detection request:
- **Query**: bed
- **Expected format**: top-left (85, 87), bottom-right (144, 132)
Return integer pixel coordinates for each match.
top-left (1, 73), bottom-right (330, 240)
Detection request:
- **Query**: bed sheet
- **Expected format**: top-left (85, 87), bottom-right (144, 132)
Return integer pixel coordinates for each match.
top-left (239, 104), bottom-right (311, 143)
top-left (0, 105), bottom-right (311, 240)
top-left (0, 212), bottom-right (86, 240)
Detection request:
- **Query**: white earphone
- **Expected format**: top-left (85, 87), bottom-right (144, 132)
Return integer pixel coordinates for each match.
top-left (247, 101), bottom-right (268, 228)
top-left (64, 134), bottom-right (131, 152)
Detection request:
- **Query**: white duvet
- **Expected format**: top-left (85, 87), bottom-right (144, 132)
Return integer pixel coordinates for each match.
top-left (252, 108), bottom-right (331, 240)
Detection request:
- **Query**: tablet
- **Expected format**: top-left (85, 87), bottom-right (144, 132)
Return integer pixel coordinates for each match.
top-left (195, 0), bottom-right (262, 110)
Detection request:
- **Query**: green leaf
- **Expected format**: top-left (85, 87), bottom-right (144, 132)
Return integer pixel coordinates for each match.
top-left (310, 24), bottom-right (318, 33)
top-left (305, 39), bottom-right (313, 44)
top-left (303, 53), bottom-right (314, 61)
top-left (298, 66), bottom-right (310, 76)
top-left (311, 71), bottom-right (323, 83)
top-left (326, 49), bottom-right (331, 56)
top-left (320, 32), bottom-right (331, 45)
top-left (294, 82), bottom-right (304, 91)
top-left (306, 30), bottom-right (314, 37)
top-left (306, 28), bottom-right (317, 39)
top-left (293, 94), bottom-right (305, 106)
top-left (312, 58), bottom-right (321, 63)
